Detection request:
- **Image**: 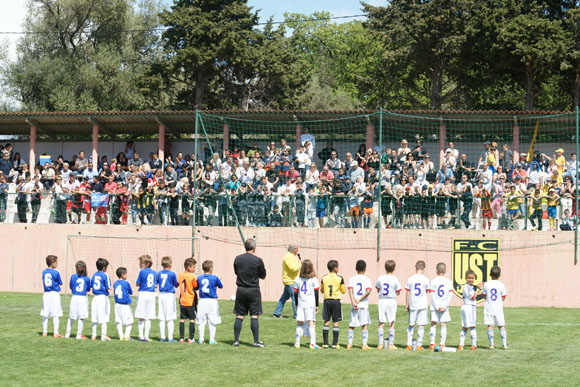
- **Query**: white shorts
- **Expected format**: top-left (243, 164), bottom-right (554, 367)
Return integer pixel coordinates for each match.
top-left (69, 295), bottom-right (89, 320)
top-left (115, 304), bottom-right (134, 325)
top-left (349, 307), bottom-right (371, 327)
top-left (91, 294), bottom-right (110, 323)
top-left (484, 313), bottom-right (505, 327)
top-left (134, 292), bottom-right (156, 320)
top-left (296, 306), bottom-right (317, 322)
top-left (378, 299), bottom-right (398, 323)
top-left (408, 308), bottom-right (428, 326)
top-left (196, 298), bottom-right (222, 325)
top-left (460, 305), bottom-right (477, 327)
top-left (40, 292), bottom-right (63, 318)
top-left (430, 308), bottom-right (451, 323)
top-left (157, 293), bottom-right (177, 321)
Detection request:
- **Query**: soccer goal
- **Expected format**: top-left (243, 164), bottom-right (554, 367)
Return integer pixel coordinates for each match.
top-left (64, 235), bottom-right (201, 294)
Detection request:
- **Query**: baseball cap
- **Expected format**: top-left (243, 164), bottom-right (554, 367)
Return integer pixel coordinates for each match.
top-left (556, 148), bottom-right (564, 153)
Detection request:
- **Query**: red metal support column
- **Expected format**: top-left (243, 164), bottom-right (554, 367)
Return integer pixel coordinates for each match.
top-left (366, 122), bottom-right (375, 150)
top-left (223, 122), bottom-right (230, 153)
top-left (92, 124), bottom-right (99, 165)
top-left (439, 119), bottom-right (446, 169)
top-left (513, 117), bottom-right (520, 158)
top-left (158, 123), bottom-right (165, 169)
top-left (29, 125), bottom-right (36, 167)
top-left (296, 123), bottom-right (302, 150)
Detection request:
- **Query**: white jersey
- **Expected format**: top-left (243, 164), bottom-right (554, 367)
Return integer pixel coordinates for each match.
top-left (462, 284), bottom-right (478, 306)
top-left (376, 274), bottom-right (402, 300)
top-left (293, 276), bottom-right (320, 309)
top-left (482, 280), bottom-right (507, 316)
top-left (406, 274), bottom-right (430, 310)
top-left (429, 276), bottom-right (454, 311)
top-left (348, 274), bottom-right (373, 309)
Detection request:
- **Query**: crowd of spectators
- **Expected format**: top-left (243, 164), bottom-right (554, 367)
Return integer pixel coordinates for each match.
top-left (0, 138), bottom-right (577, 231)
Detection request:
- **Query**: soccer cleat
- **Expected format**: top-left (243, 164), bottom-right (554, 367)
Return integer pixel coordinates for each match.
top-left (232, 341), bottom-right (240, 347)
top-left (457, 346), bottom-right (464, 350)
top-left (188, 339), bottom-right (194, 344)
top-left (388, 344), bottom-right (397, 350)
top-left (332, 344), bottom-right (340, 349)
top-left (405, 346), bottom-right (413, 350)
top-left (377, 344), bottom-right (384, 350)
top-left (429, 344), bottom-right (435, 351)
top-left (362, 345), bottom-right (370, 351)
top-left (322, 344), bottom-right (329, 349)
top-left (91, 336), bottom-right (97, 341)
top-left (346, 344), bottom-right (353, 350)
top-left (160, 339), bottom-right (167, 342)
top-left (489, 345), bottom-right (495, 350)
top-left (470, 345), bottom-right (477, 351)
top-left (53, 334), bottom-right (63, 338)
top-left (139, 338), bottom-right (148, 343)
top-left (503, 345), bottom-right (508, 350)
top-left (253, 341), bottom-right (265, 348)
top-left (272, 314), bottom-right (282, 319)
top-left (179, 339), bottom-right (185, 343)
top-left (198, 339), bottom-right (204, 345)
top-left (65, 333), bottom-right (71, 339)
top-left (417, 346), bottom-right (424, 351)
top-left (295, 344), bottom-right (300, 349)
top-left (42, 333), bottom-right (48, 337)
top-left (101, 336), bottom-right (111, 341)
top-left (310, 344), bottom-right (320, 350)
top-left (209, 340), bottom-right (217, 345)
top-left (168, 339), bottom-right (176, 343)
top-left (77, 335), bottom-right (87, 340)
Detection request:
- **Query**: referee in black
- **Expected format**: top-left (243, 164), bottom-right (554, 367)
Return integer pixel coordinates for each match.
top-left (233, 238), bottom-right (267, 347)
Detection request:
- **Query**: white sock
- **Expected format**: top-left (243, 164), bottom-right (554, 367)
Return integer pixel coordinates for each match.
top-left (362, 329), bottom-right (368, 346)
top-left (440, 325), bottom-right (447, 346)
top-left (296, 324), bottom-right (303, 345)
top-left (388, 329), bottom-right (395, 346)
top-left (92, 322), bottom-right (98, 338)
top-left (101, 323), bottom-right (107, 339)
top-left (309, 326), bottom-right (316, 346)
top-left (407, 326), bottom-right (414, 346)
top-left (417, 326), bottom-right (424, 347)
top-left (53, 317), bottom-right (60, 335)
top-left (144, 320), bottom-right (151, 340)
top-left (199, 321), bottom-right (207, 342)
top-left (378, 329), bottom-right (384, 346)
top-left (138, 320), bottom-right (144, 339)
top-left (208, 322), bottom-right (216, 342)
top-left (125, 325), bottom-right (132, 338)
top-left (167, 321), bottom-right (174, 340)
top-left (42, 317), bottom-right (48, 334)
top-left (117, 323), bottom-right (124, 339)
top-left (488, 328), bottom-right (494, 346)
top-left (429, 325), bottom-right (436, 345)
top-left (470, 327), bottom-right (477, 347)
top-left (348, 328), bottom-right (354, 345)
top-left (500, 327), bottom-right (507, 347)
top-left (159, 320), bottom-right (166, 340)
top-left (66, 318), bottom-right (73, 337)
top-left (460, 329), bottom-right (466, 346)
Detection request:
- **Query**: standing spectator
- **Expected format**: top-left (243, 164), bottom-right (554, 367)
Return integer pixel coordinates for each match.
top-left (331, 178), bottom-right (347, 228)
top-left (273, 246), bottom-right (301, 319)
top-left (124, 141), bottom-right (136, 159)
top-left (53, 176), bottom-right (68, 224)
top-left (233, 239), bottom-right (267, 348)
top-left (500, 144), bottom-right (513, 170)
top-left (0, 153), bottom-right (14, 181)
top-left (0, 176), bottom-right (8, 222)
top-left (318, 142), bottom-right (336, 166)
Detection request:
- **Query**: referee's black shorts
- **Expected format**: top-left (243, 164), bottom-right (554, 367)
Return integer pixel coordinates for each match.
top-left (233, 287), bottom-right (263, 316)
top-left (322, 299), bottom-right (342, 322)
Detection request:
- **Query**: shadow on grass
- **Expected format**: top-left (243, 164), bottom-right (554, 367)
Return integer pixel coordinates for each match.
top-left (222, 340), bottom-right (255, 347)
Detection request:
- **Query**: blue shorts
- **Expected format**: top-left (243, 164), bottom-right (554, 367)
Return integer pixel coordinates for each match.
top-left (509, 209), bottom-right (520, 216)
top-left (316, 208), bottom-right (326, 218)
top-left (548, 206), bottom-right (557, 218)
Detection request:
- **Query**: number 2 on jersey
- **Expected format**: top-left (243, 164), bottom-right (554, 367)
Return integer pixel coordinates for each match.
top-left (201, 278), bottom-right (210, 294)
top-left (356, 283), bottom-right (363, 296)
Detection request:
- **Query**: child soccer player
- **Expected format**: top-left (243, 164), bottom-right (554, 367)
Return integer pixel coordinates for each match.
top-left (293, 259), bottom-right (320, 349)
top-left (114, 267), bottom-right (134, 341)
top-left (91, 258), bottom-right (112, 341)
top-left (157, 256), bottom-right (179, 342)
top-left (376, 260), bottom-right (402, 350)
top-left (547, 188), bottom-right (560, 231)
top-left (197, 260), bottom-right (224, 344)
top-left (66, 260), bottom-right (90, 339)
top-left (177, 257), bottom-right (198, 343)
top-left (459, 269), bottom-right (483, 350)
top-left (482, 266), bottom-right (508, 350)
top-left (347, 260), bottom-right (372, 350)
top-left (41, 255), bottom-right (63, 337)
top-left (428, 263), bottom-right (453, 350)
top-left (135, 254), bottom-right (157, 342)
top-left (320, 260), bottom-right (346, 349)
top-left (405, 260), bottom-right (430, 350)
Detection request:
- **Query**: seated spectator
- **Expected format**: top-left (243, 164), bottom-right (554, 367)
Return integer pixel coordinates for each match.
top-left (319, 166), bottom-right (334, 187)
top-left (164, 165), bottom-right (178, 187)
top-left (325, 150), bottom-right (342, 176)
top-left (128, 152), bottom-right (143, 169)
top-left (349, 161), bottom-right (364, 184)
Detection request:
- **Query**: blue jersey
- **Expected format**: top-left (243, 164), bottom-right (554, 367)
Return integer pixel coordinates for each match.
top-left (69, 274), bottom-right (91, 296)
top-left (136, 268), bottom-right (157, 292)
top-left (42, 268), bottom-right (62, 292)
top-left (91, 271), bottom-right (112, 296)
top-left (114, 280), bottom-right (133, 305)
top-left (197, 274), bottom-right (223, 299)
top-left (157, 270), bottom-right (178, 293)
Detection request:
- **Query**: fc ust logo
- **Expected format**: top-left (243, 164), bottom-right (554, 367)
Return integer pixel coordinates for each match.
top-left (452, 239), bottom-right (499, 303)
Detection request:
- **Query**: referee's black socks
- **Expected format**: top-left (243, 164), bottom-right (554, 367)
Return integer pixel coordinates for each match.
top-left (234, 318), bottom-right (243, 342)
top-left (250, 318), bottom-right (259, 343)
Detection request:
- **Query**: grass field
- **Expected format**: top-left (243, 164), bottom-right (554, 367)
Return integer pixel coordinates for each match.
top-left (1, 292), bottom-right (579, 386)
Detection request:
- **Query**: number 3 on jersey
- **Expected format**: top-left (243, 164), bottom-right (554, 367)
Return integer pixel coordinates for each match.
top-left (383, 283), bottom-right (390, 296)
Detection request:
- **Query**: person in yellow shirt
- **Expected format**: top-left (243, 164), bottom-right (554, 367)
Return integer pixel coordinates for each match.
top-left (273, 245), bottom-right (301, 318)
top-left (504, 185), bottom-right (520, 229)
top-left (555, 148), bottom-right (566, 177)
top-left (528, 185), bottom-right (544, 231)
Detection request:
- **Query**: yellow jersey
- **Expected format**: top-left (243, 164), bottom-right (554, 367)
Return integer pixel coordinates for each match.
top-left (505, 192), bottom-right (520, 210)
top-left (282, 252), bottom-right (301, 285)
top-left (320, 273), bottom-right (346, 300)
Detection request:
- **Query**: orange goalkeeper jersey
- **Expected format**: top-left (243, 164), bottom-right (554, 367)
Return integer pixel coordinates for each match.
top-left (177, 272), bottom-right (198, 307)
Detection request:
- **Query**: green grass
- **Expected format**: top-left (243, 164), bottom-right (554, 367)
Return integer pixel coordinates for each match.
top-left (1, 292), bottom-right (579, 386)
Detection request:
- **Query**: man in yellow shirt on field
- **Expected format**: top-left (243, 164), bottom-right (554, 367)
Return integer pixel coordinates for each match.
top-left (273, 245), bottom-right (301, 318)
